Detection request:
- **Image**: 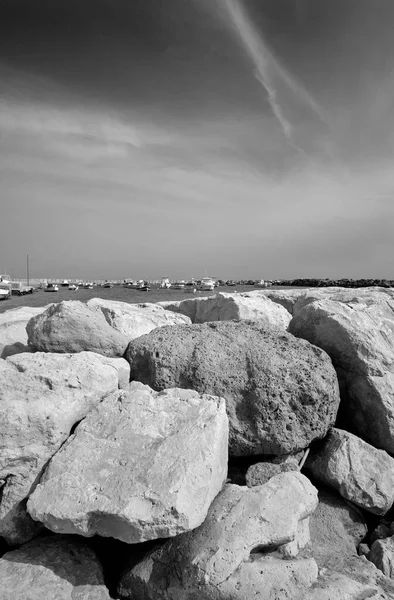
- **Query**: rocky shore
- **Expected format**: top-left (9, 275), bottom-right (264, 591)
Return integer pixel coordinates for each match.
top-left (2, 288), bottom-right (394, 598)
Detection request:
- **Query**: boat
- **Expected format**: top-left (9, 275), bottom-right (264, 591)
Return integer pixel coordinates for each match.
top-left (103, 281), bottom-right (113, 288)
top-left (0, 282), bottom-right (11, 300)
top-left (68, 284), bottom-right (78, 291)
top-left (137, 281), bottom-right (150, 291)
top-left (171, 281), bottom-right (185, 290)
top-left (255, 280), bottom-right (271, 288)
top-left (61, 280), bottom-right (69, 287)
top-left (45, 283), bottom-right (59, 292)
top-left (0, 274), bottom-right (11, 284)
top-left (199, 277), bottom-right (216, 291)
top-left (160, 277), bottom-right (171, 289)
top-left (226, 280), bottom-right (237, 286)
top-left (83, 282), bottom-right (94, 289)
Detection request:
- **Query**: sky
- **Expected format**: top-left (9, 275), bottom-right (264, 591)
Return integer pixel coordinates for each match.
top-left (1, 0), bottom-right (394, 280)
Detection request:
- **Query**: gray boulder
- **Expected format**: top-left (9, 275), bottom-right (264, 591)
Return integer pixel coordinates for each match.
top-left (289, 294), bottom-right (394, 452)
top-left (125, 320), bottom-right (341, 456)
top-left (27, 381), bottom-right (228, 543)
top-left (0, 535), bottom-right (110, 599)
top-left (27, 300), bottom-right (129, 357)
top-left (368, 536), bottom-right (394, 578)
top-left (118, 472), bottom-right (319, 600)
top-left (0, 305), bottom-right (51, 359)
top-left (307, 428), bottom-right (394, 515)
top-left (0, 351), bottom-right (120, 545)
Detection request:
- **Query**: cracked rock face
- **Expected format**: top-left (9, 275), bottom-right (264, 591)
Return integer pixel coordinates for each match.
top-left (289, 294), bottom-right (394, 453)
top-left (125, 320), bottom-right (341, 456)
top-left (27, 381), bottom-right (229, 543)
top-left (0, 535), bottom-right (111, 600)
top-left (118, 471), bottom-right (319, 600)
top-left (0, 351), bottom-right (120, 545)
top-left (306, 428), bottom-right (394, 515)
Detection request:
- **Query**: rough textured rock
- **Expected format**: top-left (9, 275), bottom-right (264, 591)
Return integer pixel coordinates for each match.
top-left (307, 428), bottom-right (394, 515)
top-left (0, 535), bottom-right (110, 599)
top-left (289, 294), bottom-right (394, 453)
top-left (246, 460), bottom-right (299, 486)
top-left (303, 489), bottom-right (394, 599)
top-left (118, 472), bottom-right (319, 600)
top-left (0, 305), bottom-right (51, 359)
top-left (0, 351), bottom-right (120, 545)
top-left (369, 536), bottom-right (394, 578)
top-left (94, 355), bottom-right (130, 389)
top-left (26, 300), bottom-right (129, 357)
top-left (125, 320), bottom-right (341, 456)
top-left (87, 297), bottom-right (191, 339)
top-left (27, 381), bottom-right (228, 543)
top-left (158, 291), bottom-right (291, 328)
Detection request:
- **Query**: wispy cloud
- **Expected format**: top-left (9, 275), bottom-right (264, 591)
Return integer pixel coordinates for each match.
top-left (220, 0), bottom-right (327, 152)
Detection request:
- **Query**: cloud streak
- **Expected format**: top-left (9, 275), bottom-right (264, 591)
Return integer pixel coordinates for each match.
top-left (220, 0), bottom-right (327, 151)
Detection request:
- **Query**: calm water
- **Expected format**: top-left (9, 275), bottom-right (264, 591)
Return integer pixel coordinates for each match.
top-left (0, 285), bottom-right (298, 314)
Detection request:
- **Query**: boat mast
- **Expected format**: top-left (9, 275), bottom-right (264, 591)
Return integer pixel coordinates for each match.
top-left (27, 254), bottom-right (30, 286)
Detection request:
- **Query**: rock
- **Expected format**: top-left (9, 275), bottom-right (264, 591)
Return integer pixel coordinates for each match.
top-left (94, 355), bottom-right (130, 389)
top-left (0, 351), bottom-right (120, 545)
top-left (27, 381), bottom-right (228, 543)
top-left (125, 320), bottom-right (341, 456)
top-left (304, 489), bottom-right (394, 599)
top-left (158, 291), bottom-right (291, 328)
top-left (371, 523), bottom-right (391, 545)
top-left (306, 428), bottom-right (394, 515)
top-left (309, 489), bottom-right (367, 571)
top-left (27, 300), bottom-right (129, 357)
top-left (118, 472), bottom-right (319, 599)
top-left (288, 294), bottom-right (394, 452)
top-left (87, 297), bottom-right (191, 339)
top-left (368, 536), bottom-right (394, 578)
top-left (246, 461), bottom-right (299, 486)
top-left (0, 535), bottom-right (110, 599)
top-left (0, 305), bottom-right (51, 359)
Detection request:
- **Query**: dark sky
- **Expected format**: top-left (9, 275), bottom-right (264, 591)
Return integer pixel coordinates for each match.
top-left (1, 0), bottom-right (394, 280)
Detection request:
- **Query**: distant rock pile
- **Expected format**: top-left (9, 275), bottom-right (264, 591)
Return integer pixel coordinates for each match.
top-left (1, 291), bottom-right (394, 599)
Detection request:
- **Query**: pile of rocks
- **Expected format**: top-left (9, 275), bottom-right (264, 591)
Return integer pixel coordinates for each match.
top-left (1, 290), bottom-right (394, 599)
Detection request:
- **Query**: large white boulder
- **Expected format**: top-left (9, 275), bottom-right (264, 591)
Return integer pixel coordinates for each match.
top-left (158, 291), bottom-right (291, 328)
top-left (0, 351), bottom-right (120, 545)
top-left (289, 294), bottom-right (394, 452)
top-left (306, 428), bottom-right (394, 515)
top-left (27, 381), bottom-right (228, 543)
top-left (0, 536), bottom-right (111, 599)
top-left (87, 298), bottom-right (191, 338)
top-left (0, 305), bottom-right (51, 359)
top-left (118, 472), bottom-right (319, 599)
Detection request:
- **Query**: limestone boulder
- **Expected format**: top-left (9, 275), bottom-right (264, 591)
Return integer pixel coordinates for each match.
top-left (118, 472), bottom-right (319, 600)
top-left (0, 351), bottom-right (120, 545)
top-left (125, 320), bottom-right (341, 456)
top-left (289, 294), bottom-right (394, 452)
top-left (26, 300), bottom-right (129, 357)
top-left (87, 297), bottom-right (191, 339)
top-left (246, 460), bottom-right (299, 487)
top-left (158, 291), bottom-right (291, 328)
top-left (0, 536), bottom-right (110, 599)
top-left (306, 428), bottom-right (394, 515)
top-left (27, 381), bottom-right (228, 543)
top-left (368, 536), bottom-right (394, 578)
top-left (0, 305), bottom-right (51, 359)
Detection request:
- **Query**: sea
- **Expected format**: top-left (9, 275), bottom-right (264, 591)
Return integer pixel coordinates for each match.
top-left (0, 284), bottom-right (301, 315)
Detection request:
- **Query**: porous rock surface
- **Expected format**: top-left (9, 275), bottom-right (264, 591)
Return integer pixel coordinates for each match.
top-left (289, 293), bottom-right (394, 452)
top-left (125, 320), bottom-right (341, 455)
top-left (87, 297), bottom-right (191, 338)
top-left (0, 535), bottom-right (111, 600)
top-left (26, 300), bottom-right (129, 357)
top-left (246, 460), bottom-right (299, 486)
top-left (158, 291), bottom-right (291, 328)
top-left (0, 304), bottom-right (51, 359)
top-left (27, 381), bottom-right (228, 543)
top-left (306, 428), bottom-right (394, 515)
top-left (118, 472), bottom-right (319, 600)
top-left (0, 351), bottom-right (120, 545)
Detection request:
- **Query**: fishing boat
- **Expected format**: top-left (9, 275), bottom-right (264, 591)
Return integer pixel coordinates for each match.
top-left (103, 281), bottom-right (113, 288)
top-left (83, 282), bottom-right (94, 289)
top-left (137, 281), bottom-right (150, 291)
top-left (61, 280), bottom-right (69, 287)
top-left (45, 283), bottom-right (59, 292)
top-left (0, 282), bottom-right (11, 300)
top-left (199, 277), bottom-right (216, 291)
top-left (68, 284), bottom-right (79, 291)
